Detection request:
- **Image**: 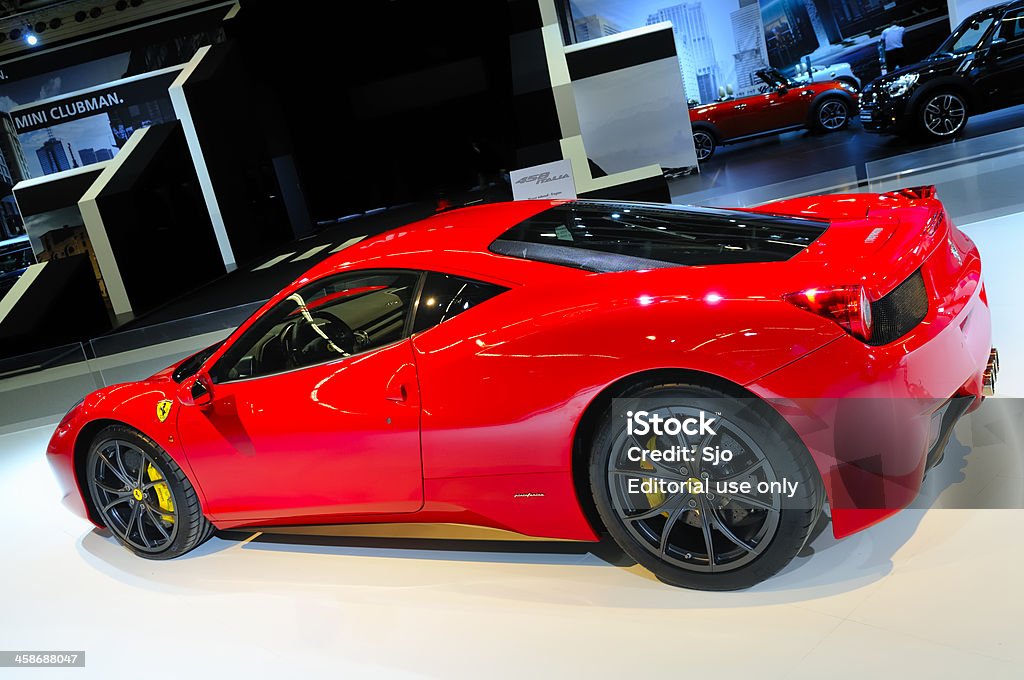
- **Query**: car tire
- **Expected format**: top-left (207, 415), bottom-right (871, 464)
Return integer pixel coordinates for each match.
top-left (814, 97), bottom-right (850, 132)
top-left (86, 424), bottom-right (215, 559)
top-left (692, 129), bottom-right (716, 161)
top-left (917, 91), bottom-right (968, 139)
top-left (588, 383), bottom-right (823, 591)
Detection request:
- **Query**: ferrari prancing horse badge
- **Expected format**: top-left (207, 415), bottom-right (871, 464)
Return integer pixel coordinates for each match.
top-left (156, 399), bottom-right (173, 423)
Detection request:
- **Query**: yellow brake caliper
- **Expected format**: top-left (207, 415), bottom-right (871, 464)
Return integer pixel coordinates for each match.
top-left (147, 464), bottom-right (175, 524)
top-left (640, 435), bottom-right (667, 513)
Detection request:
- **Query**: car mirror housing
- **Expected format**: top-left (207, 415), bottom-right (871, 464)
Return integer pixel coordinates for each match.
top-left (178, 373), bottom-right (213, 407)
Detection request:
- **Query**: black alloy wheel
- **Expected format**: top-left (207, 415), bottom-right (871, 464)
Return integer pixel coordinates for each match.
top-left (86, 425), bottom-right (214, 559)
top-left (920, 92), bottom-right (968, 139)
top-left (589, 384), bottom-right (823, 590)
top-left (693, 130), bottom-right (716, 162)
top-left (816, 98), bottom-right (850, 132)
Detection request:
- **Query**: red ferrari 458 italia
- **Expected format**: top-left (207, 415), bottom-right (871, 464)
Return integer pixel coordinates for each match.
top-left (47, 190), bottom-right (997, 590)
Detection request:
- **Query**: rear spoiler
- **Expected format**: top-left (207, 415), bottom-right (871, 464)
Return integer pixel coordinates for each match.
top-left (884, 185), bottom-right (937, 201)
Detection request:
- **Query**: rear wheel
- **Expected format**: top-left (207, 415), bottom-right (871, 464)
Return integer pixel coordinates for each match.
top-left (589, 384), bottom-right (823, 590)
top-left (918, 91), bottom-right (968, 139)
top-left (814, 97), bottom-right (850, 132)
top-left (693, 129), bottom-right (716, 161)
top-left (86, 425), bottom-right (214, 559)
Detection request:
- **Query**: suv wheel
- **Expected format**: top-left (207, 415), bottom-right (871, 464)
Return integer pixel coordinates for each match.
top-left (919, 92), bottom-right (968, 139)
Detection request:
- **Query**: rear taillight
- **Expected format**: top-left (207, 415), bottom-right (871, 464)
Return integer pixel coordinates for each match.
top-left (784, 285), bottom-right (873, 342)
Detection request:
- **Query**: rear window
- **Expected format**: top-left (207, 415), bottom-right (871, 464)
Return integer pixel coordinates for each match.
top-left (489, 202), bottom-right (828, 272)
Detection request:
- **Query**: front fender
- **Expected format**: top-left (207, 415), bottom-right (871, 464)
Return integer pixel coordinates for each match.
top-left (46, 380), bottom-right (209, 525)
top-left (906, 77), bottom-right (979, 114)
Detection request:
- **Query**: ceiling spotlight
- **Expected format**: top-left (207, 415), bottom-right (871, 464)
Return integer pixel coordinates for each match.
top-left (34, 21), bottom-right (47, 33)
top-left (25, 33), bottom-right (38, 46)
top-left (115, 0), bottom-right (127, 10)
top-left (75, 10), bottom-right (87, 22)
top-left (9, 28), bottom-right (21, 40)
top-left (89, 7), bottom-right (102, 18)
top-left (49, 18), bottom-right (62, 29)
top-left (130, 0), bottom-right (144, 6)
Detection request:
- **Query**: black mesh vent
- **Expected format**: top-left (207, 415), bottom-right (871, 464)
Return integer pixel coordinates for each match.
top-left (868, 270), bottom-right (928, 346)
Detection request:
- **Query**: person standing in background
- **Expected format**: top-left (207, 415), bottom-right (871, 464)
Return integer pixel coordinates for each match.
top-left (882, 24), bottom-right (907, 72)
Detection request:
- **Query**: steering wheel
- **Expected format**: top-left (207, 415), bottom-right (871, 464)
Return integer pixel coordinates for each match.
top-left (283, 311), bottom-right (357, 366)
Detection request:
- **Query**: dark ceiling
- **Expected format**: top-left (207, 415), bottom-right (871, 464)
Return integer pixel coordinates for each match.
top-left (0, 0), bottom-right (221, 61)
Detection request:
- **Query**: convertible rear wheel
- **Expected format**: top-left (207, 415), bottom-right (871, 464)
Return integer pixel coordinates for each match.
top-left (86, 425), bottom-right (214, 559)
top-left (814, 97), bottom-right (850, 131)
top-left (589, 384), bottom-right (823, 590)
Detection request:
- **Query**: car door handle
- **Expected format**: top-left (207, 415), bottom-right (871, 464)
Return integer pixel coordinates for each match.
top-left (385, 362), bottom-right (418, 404)
top-left (734, 103), bottom-right (747, 110)
top-left (387, 384), bottom-right (409, 403)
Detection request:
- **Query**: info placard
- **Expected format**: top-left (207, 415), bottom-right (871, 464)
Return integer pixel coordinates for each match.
top-left (510, 159), bottom-right (576, 201)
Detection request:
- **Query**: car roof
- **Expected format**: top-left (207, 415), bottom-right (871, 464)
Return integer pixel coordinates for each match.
top-left (300, 200), bottom-right (565, 284)
top-left (971, 1), bottom-right (1019, 16)
top-left (298, 198), bottom-right (828, 286)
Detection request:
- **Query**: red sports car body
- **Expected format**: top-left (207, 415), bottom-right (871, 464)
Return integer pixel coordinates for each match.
top-left (47, 191), bottom-right (995, 589)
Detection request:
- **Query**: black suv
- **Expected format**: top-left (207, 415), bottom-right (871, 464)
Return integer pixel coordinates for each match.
top-left (860, 1), bottom-right (1024, 139)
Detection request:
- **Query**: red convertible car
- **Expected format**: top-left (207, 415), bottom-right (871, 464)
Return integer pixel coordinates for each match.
top-left (690, 68), bottom-right (859, 161)
top-left (47, 190), bottom-right (996, 590)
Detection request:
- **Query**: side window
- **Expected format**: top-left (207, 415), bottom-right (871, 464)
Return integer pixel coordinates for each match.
top-left (213, 270), bottom-right (419, 382)
top-left (412, 272), bottom-right (506, 334)
top-left (1000, 12), bottom-right (1024, 41)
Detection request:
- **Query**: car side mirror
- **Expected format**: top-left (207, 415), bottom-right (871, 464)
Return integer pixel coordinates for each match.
top-left (776, 85), bottom-right (789, 95)
top-left (178, 373), bottom-right (213, 407)
top-left (989, 37), bottom-right (1007, 53)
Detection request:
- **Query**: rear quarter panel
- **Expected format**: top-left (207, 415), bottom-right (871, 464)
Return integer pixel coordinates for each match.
top-left (412, 266), bottom-right (843, 480)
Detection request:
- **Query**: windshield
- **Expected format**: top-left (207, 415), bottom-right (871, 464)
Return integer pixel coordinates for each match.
top-left (756, 68), bottom-right (788, 88)
top-left (936, 15), bottom-right (996, 55)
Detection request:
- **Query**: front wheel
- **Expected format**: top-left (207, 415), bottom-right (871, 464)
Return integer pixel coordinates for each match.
top-left (86, 425), bottom-right (215, 559)
top-left (918, 91), bottom-right (968, 139)
top-left (589, 384), bottom-right (823, 590)
top-left (693, 129), bottom-right (716, 161)
top-left (814, 97), bottom-right (850, 132)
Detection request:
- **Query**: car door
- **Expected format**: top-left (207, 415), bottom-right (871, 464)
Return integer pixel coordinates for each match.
top-left (175, 269), bottom-right (424, 523)
top-left (709, 95), bottom-right (765, 139)
top-left (978, 8), bottom-right (1024, 106)
top-left (762, 83), bottom-right (817, 128)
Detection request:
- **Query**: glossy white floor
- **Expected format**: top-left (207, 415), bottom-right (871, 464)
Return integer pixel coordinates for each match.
top-left (0, 210), bottom-right (1021, 679)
